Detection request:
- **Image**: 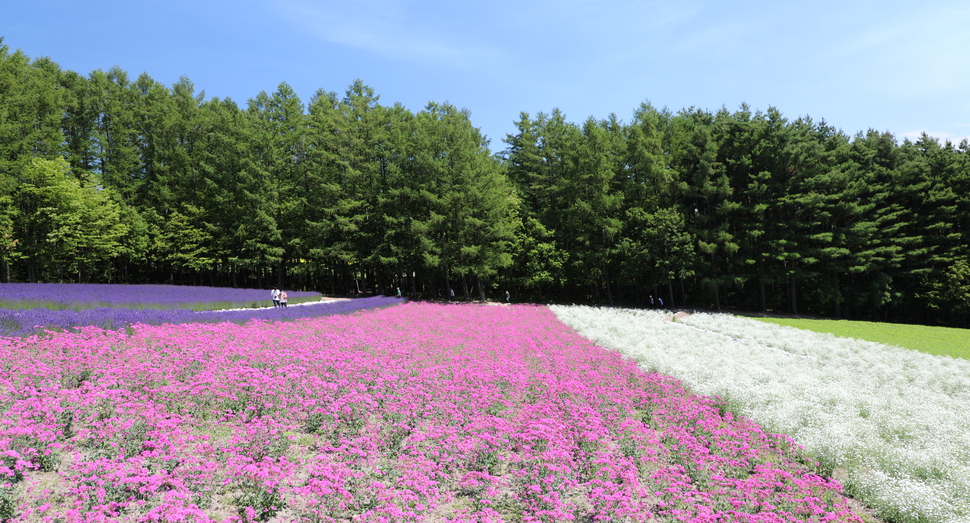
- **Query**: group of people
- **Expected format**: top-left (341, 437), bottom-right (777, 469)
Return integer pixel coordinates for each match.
top-left (270, 288), bottom-right (288, 308)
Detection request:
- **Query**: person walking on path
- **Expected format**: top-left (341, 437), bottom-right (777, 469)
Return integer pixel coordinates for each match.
top-left (505, 290), bottom-right (510, 304)
top-left (271, 288), bottom-right (280, 308)
top-left (279, 290), bottom-right (288, 308)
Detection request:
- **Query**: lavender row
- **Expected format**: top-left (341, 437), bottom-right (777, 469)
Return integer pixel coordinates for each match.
top-left (0, 296), bottom-right (404, 337)
top-left (0, 283), bottom-right (320, 310)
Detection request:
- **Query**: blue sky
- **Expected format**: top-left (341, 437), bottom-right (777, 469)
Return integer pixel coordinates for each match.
top-left (5, 0), bottom-right (970, 150)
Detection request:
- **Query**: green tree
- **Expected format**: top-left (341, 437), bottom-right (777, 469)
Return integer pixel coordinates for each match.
top-left (373, 103), bottom-right (428, 297)
top-left (194, 96), bottom-right (266, 287)
top-left (939, 259), bottom-right (970, 325)
top-left (248, 82), bottom-right (308, 287)
top-left (0, 43), bottom-right (67, 196)
top-left (561, 117), bottom-right (624, 305)
top-left (890, 134), bottom-right (967, 320)
top-left (672, 108), bottom-right (735, 310)
top-left (511, 216), bottom-right (567, 301)
top-left (414, 102), bottom-right (515, 301)
top-left (130, 72), bottom-right (173, 209)
top-left (0, 195), bottom-right (17, 283)
top-left (770, 115), bottom-right (830, 315)
top-left (503, 109), bottom-right (582, 301)
top-left (620, 103), bottom-right (689, 306)
top-left (322, 80), bottom-right (390, 294)
top-left (85, 67), bottom-right (143, 202)
top-left (304, 88), bottom-right (348, 293)
top-left (12, 157), bottom-right (126, 282)
top-left (715, 105), bottom-right (778, 311)
top-left (138, 77), bottom-right (218, 284)
top-left (155, 206), bottom-right (214, 279)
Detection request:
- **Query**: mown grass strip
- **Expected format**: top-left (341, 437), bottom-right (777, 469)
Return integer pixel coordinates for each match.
top-left (750, 316), bottom-right (970, 359)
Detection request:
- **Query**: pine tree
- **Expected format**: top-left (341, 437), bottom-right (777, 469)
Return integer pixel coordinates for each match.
top-left (672, 108), bottom-right (735, 310)
top-left (247, 82), bottom-right (308, 287)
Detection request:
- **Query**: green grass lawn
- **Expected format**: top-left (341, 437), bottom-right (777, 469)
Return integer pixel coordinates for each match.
top-left (750, 316), bottom-right (970, 359)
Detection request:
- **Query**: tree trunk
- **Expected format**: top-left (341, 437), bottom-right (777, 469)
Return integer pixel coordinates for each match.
top-left (445, 271), bottom-right (454, 302)
top-left (833, 273), bottom-right (841, 319)
top-left (789, 275), bottom-right (798, 315)
top-left (605, 268), bottom-right (614, 307)
top-left (758, 275), bottom-right (767, 312)
top-left (476, 275), bottom-right (485, 303)
top-left (711, 255), bottom-right (721, 310)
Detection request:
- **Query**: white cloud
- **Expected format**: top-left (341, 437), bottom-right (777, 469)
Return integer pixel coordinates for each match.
top-left (536, 0), bottom-right (702, 34)
top-left (270, 0), bottom-right (504, 68)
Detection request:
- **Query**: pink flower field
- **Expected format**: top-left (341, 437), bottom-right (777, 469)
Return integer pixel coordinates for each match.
top-left (0, 303), bottom-right (865, 522)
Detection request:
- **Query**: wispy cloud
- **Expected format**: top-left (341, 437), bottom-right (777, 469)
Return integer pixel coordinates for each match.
top-left (531, 0), bottom-right (702, 34)
top-left (269, 0), bottom-right (503, 68)
top-left (833, 5), bottom-right (970, 98)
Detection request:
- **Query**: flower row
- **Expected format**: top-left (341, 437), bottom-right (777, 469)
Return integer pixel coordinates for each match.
top-left (552, 305), bottom-right (970, 523)
top-left (0, 295), bottom-right (402, 337)
top-left (0, 302), bottom-right (862, 521)
top-left (0, 283), bottom-right (321, 310)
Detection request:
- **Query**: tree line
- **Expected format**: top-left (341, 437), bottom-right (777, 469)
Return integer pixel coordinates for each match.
top-left (507, 105), bottom-right (970, 325)
top-left (2, 40), bottom-right (969, 325)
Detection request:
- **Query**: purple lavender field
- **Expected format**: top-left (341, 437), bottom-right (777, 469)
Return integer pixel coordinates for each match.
top-left (0, 283), bottom-right (320, 310)
top-left (0, 284), bottom-right (404, 337)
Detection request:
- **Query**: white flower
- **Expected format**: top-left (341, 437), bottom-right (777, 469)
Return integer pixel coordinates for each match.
top-left (552, 305), bottom-right (970, 523)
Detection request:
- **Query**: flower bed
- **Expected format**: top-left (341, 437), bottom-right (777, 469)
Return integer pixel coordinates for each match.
top-left (0, 286), bottom-right (400, 337)
top-left (0, 283), bottom-right (321, 311)
top-left (552, 305), bottom-right (970, 523)
top-left (0, 302), bottom-right (862, 522)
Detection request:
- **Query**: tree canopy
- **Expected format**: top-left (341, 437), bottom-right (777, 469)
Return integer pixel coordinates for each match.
top-left (2, 39), bottom-right (969, 326)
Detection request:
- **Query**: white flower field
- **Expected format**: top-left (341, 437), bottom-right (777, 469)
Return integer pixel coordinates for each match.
top-left (551, 306), bottom-right (970, 523)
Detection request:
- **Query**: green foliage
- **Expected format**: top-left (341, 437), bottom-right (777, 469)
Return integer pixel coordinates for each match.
top-left (12, 157), bottom-right (127, 282)
top-left (512, 217), bottom-right (567, 298)
top-left (234, 484), bottom-right (286, 523)
top-left (0, 488), bottom-right (14, 522)
top-left (940, 259), bottom-right (970, 315)
top-left (3, 44), bottom-right (970, 326)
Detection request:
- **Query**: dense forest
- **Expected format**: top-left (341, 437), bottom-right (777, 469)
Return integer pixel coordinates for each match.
top-left (2, 39), bottom-right (969, 326)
